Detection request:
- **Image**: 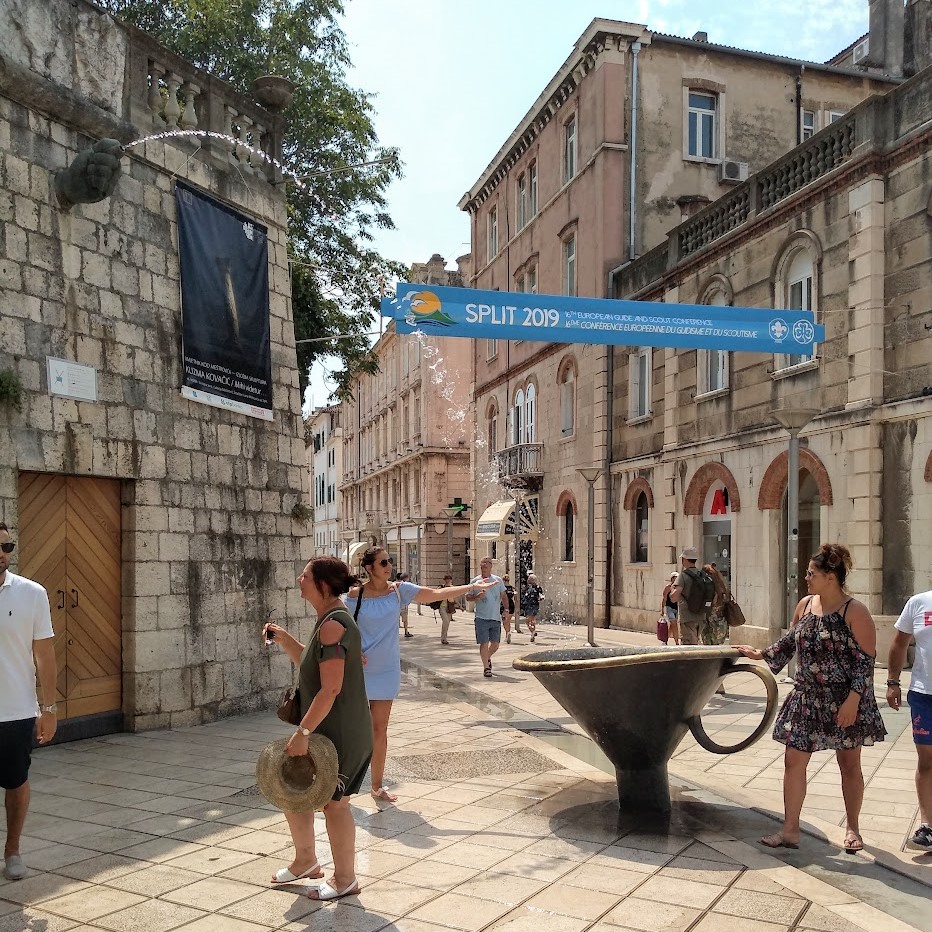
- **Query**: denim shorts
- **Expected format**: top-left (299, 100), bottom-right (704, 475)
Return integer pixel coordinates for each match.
top-left (907, 690), bottom-right (932, 746)
top-left (474, 616), bottom-right (502, 645)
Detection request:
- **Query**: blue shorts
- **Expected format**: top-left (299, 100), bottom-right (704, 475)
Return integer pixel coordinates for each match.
top-left (475, 617), bottom-right (502, 645)
top-left (907, 690), bottom-right (932, 745)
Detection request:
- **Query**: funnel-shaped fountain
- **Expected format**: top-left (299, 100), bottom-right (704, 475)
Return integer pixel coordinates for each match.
top-left (514, 645), bottom-right (778, 812)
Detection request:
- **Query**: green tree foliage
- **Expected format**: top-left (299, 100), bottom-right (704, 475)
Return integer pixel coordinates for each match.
top-left (99, 0), bottom-right (402, 400)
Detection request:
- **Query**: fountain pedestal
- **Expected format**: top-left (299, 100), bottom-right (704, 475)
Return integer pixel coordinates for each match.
top-left (514, 645), bottom-right (778, 812)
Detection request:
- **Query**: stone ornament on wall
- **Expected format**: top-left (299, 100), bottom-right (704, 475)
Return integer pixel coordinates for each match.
top-left (54, 138), bottom-right (123, 210)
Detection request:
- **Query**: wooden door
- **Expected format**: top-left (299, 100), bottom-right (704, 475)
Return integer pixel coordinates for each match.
top-left (18, 473), bottom-right (122, 721)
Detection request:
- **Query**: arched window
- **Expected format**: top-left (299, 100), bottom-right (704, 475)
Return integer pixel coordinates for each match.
top-left (632, 492), bottom-right (649, 563)
top-left (698, 278), bottom-right (732, 395)
top-left (512, 388), bottom-right (524, 445)
top-left (773, 232), bottom-right (821, 372)
top-left (558, 358), bottom-right (576, 437)
top-left (525, 383), bottom-right (536, 442)
top-left (556, 492), bottom-right (577, 563)
top-left (487, 402), bottom-right (498, 456)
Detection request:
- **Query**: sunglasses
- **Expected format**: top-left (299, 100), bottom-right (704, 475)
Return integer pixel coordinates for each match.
top-left (0, 542), bottom-right (14, 554)
top-left (376, 557), bottom-right (393, 567)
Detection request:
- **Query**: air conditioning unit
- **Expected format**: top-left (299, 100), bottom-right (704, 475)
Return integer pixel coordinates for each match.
top-left (852, 38), bottom-right (869, 64)
top-left (719, 159), bottom-right (749, 184)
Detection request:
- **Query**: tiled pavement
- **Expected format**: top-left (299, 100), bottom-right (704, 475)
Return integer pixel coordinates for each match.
top-left (0, 616), bottom-right (928, 932)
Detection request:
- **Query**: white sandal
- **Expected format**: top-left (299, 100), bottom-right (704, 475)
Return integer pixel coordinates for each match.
top-left (271, 861), bottom-right (322, 884)
top-left (307, 878), bottom-right (360, 901)
top-left (370, 786), bottom-right (398, 803)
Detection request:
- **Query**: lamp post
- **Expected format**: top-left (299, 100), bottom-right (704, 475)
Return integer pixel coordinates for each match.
top-left (770, 408), bottom-right (818, 648)
top-left (577, 466), bottom-right (603, 647)
top-left (442, 507), bottom-right (460, 579)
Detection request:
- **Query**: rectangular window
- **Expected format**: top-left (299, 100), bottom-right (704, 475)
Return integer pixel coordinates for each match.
top-left (516, 174), bottom-right (527, 230)
top-left (687, 91), bottom-right (717, 159)
top-left (706, 350), bottom-right (728, 393)
top-left (785, 275), bottom-right (814, 367)
top-left (563, 116), bottom-right (577, 182)
top-left (562, 235), bottom-right (576, 297)
top-left (826, 109), bottom-right (845, 123)
top-left (801, 109), bottom-right (816, 140)
top-left (526, 265), bottom-right (537, 294)
top-left (630, 348), bottom-right (650, 419)
top-left (487, 338), bottom-right (498, 360)
top-left (487, 206), bottom-right (498, 260)
top-left (528, 162), bottom-right (538, 217)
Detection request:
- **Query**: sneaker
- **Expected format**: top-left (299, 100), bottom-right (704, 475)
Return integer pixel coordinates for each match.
top-left (404, 631), bottom-right (414, 638)
top-left (906, 824), bottom-right (932, 851)
top-left (506, 632), bottom-right (511, 644)
top-left (3, 855), bottom-right (26, 881)
top-left (530, 632), bottom-right (536, 642)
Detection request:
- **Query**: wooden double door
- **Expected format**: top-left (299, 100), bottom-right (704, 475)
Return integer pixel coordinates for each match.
top-left (18, 473), bottom-right (123, 725)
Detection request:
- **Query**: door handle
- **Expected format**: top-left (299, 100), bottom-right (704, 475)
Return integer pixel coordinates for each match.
top-left (70, 588), bottom-right (79, 609)
top-left (57, 590), bottom-right (65, 610)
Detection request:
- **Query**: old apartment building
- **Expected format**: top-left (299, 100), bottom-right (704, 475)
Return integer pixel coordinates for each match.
top-left (461, 11), bottom-right (909, 626)
top-left (306, 405), bottom-right (342, 557)
top-left (337, 255), bottom-right (475, 584)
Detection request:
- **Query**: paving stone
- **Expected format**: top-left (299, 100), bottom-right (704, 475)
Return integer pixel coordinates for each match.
top-left (93, 898), bottom-right (206, 932)
top-left (713, 888), bottom-right (808, 925)
top-left (522, 883), bottom-right (622, 921)
top-left (0, 910), bottom-right (80, 932)
top-left (599, 896), bottom-right (702, 932)
top-left (36, 886), bottom-right (146, 923)
top-left (797, 904), bottom-right (869, 932)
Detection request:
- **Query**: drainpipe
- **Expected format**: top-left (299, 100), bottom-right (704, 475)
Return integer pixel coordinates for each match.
top-left (628, 41), bottom-right (641, 261)
top-left (795, 67), bottom-right (804, 147)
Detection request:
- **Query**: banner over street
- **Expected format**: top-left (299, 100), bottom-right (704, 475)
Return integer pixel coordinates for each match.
top-left (382, 283), bottom-right (824, 354)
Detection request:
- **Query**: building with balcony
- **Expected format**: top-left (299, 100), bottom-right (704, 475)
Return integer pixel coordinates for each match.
top-left (610, 63), bottom-right (932, 645)
top-left (462, 12), bottom-right (903, 624)
top-left (338, 255), bottom-right (475, 583)
top-left (306, 406), bottom-right (342, 557)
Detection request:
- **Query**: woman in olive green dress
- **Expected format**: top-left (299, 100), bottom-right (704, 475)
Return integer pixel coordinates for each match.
top-left (263, 556), bottom-right (373, 901)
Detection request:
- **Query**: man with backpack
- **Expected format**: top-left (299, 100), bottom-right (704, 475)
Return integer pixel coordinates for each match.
top-left (670, 547), bottom-right (716, 645)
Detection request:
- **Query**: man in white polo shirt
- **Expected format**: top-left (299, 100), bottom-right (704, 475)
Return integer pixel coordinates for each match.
top-left (0, 522), bottom-right (57, 880)
top-left (887, 569), bottom-right (932, 852)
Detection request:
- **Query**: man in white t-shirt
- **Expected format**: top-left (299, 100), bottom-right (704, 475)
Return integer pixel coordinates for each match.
top-left (0, 522), bottom-right (57, 880)
top-left (887, 578), bottom-right (932, 852)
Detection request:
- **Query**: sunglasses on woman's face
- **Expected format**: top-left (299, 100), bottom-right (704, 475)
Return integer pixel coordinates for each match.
top-left (0, 541), bottom-right (15, 554)
top-left (377, 557), bottom-right (393, 568)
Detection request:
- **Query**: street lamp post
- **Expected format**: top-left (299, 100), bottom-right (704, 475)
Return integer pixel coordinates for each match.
top-left (770, 408), bottom-right (818, 648)
top-left (577, 467), bottom-right (603, 647)
top-left (442, 507), bottom-right (459, 579)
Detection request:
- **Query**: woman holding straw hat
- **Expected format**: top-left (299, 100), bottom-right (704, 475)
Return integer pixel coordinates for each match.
top-left (263, 556), bottom-right (372, 901)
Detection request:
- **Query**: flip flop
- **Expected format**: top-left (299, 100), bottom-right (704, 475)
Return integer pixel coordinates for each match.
top-left (759, 833), bottom-right (799, 849)
top-left (843, 832), bottom-right (864, 853)
top-left (371, 786), bottom-right (397, 803)
top-left (271, 861), bottom-right (323, 884)
top-left (307, 878), bottom-right (360, 901)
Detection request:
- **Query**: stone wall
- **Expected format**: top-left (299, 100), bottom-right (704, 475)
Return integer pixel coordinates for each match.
top-left (0, 0), bottom-right (311, 730)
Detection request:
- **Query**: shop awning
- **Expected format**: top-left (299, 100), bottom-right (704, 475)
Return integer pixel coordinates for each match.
top-left (343, 541), bottom-right (368, 566)
top-left (475, 497), bottom-right (539, 541)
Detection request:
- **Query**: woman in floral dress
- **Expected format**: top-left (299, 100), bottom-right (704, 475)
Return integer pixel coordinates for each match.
top-left (735, 543), bottom-right (886, 853)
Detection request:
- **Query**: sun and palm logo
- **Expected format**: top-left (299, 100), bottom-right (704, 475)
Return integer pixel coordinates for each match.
top-left (400, 290), bottom-right (455, 327)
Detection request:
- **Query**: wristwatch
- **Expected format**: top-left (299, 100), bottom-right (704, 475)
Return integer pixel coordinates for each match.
top-left (40, 704), bottom-right (57, 714)
top-left (297, 726), bottom-right (311, 737)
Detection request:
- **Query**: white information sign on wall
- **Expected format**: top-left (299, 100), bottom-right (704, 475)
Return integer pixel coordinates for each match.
top-left (47, 357), bottom-right (98, 402)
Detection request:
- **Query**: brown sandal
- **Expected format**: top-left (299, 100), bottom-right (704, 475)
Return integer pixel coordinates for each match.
top-left (843, 831), bottom-right (863, 853)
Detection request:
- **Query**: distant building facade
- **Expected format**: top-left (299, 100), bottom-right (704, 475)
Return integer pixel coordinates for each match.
top-left (306, 406), bottom-right (342, 556)
top-left (461, 15), bottom-right (899, 623)
top-left (338, 255), bottom-right (475, 584)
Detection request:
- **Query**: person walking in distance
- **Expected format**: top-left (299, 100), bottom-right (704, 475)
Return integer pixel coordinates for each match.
top-left (0, 522), bottom-right (58, 881)
top-left (438, 574), bottom-right (456, 645)
top-left (397, 573), bottom-right (413, 638)
top-left (886, 567), bottom-right (932, 851)
top-left (660, 571), bottom-right (681, 646)
top-left (501, 575), bottom-right (516, 644)
top-left (670, 547), bottom-right (711, 645)
top-left (522, 573), bottom-right (544, 643)
top-left (466, 557), bottom-right (507, 677)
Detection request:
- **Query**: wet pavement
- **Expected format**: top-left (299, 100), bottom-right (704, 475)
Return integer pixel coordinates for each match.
top-left (0, 613), bottom-right (928, 932)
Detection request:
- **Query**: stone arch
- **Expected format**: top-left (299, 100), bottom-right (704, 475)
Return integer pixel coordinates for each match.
top-left (684, 462), bottom-right (742, 515)
top-left (557, 353), bottom-right (578, 383)
top-left (769, 228), bottom-right (824, 293)
top-left (757, 448), bottom-right (834, 509)
top-left (925, 450), bottom-right (932, 482)
top-left (698, 272), bottom-right (734, 306)
top-left (555, 489), bottom-right (578, 515)
top-left (623, 477), bottom-right (655, 510)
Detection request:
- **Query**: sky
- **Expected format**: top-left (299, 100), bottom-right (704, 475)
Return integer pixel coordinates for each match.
top-left (306, 0), bottom-right (869, 407)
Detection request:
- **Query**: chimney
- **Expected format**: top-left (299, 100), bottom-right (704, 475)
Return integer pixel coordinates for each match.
top-left (904, 0), bottom-right (932, 76)
top-left (866, 0), bottom-right (905, 74)
top-left (692, 31), bottom-right (709, 42)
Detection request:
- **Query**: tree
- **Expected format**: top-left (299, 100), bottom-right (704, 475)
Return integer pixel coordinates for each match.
top-left (99, 0), bottom-right (403, 400)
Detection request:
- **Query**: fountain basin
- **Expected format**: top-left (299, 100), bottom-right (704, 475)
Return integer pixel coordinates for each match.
top-left (513, 645), bottom-right (778, 811)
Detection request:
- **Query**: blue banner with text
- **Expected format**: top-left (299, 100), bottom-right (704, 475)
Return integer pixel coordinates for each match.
top-left (382, 283), bottom-right (824, 354)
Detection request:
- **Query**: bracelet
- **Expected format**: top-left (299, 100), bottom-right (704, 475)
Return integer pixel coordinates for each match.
top-left (886, 680), bottom-right (901, 687)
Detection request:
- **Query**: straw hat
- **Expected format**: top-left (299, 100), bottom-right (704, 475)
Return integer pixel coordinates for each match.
top-left (256, 735), bottom-right (339, 812)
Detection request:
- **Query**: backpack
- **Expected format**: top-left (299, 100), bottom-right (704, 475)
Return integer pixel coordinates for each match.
top-left (429, 600), bottom-right (443, 611)
top-left (683, 567), bottom-right (715, 613)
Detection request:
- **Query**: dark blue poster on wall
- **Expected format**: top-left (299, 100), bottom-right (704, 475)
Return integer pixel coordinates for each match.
top-left (175, 181), bottom-right (273, 420)
top-left (381, 283), bottom-right (824, 354)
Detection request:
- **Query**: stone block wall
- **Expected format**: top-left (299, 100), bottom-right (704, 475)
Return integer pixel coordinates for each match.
top-left (0, 0), bottom-right (313, 730)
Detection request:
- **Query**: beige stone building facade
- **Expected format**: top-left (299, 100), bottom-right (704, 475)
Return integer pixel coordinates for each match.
top-left (461, 15), bottom-right (899, 622)
top-left (306, 405), bottom-right (342, 557)
top-left (0, 0), bottom-right (308, 736)
top-left (338, 255), bottom-right (475, 585)
top-left (611, 64), bottom-right (932, 646)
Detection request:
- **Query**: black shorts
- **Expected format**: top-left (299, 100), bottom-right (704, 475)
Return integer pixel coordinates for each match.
top-left (0, 718), bottom-right (36, 790)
